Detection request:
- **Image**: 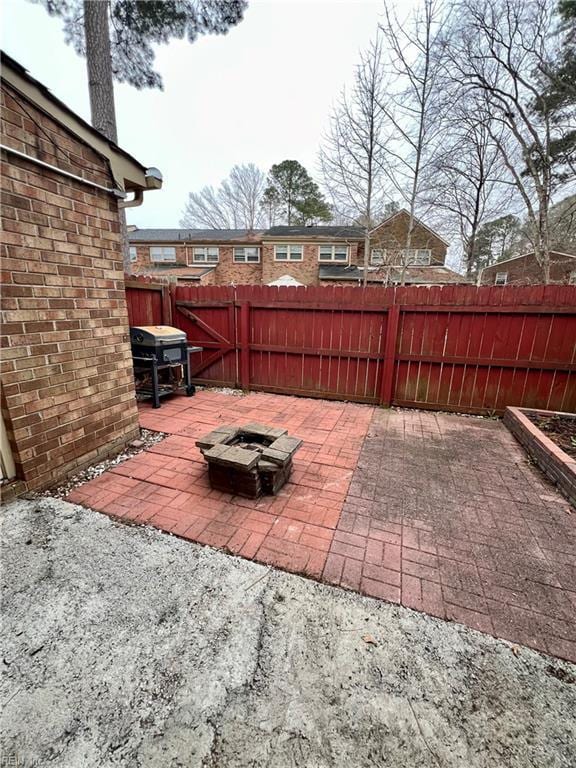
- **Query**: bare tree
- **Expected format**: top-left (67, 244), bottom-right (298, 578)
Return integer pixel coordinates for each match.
top-left (319, 36), bottom-right (389, 285)
top-left (431, 93), bottom-right (513, 278)
top-left (449, 0), bottom-right (572, 282)
top-left (378, 0), bottom-right (448, 283)
top-left (181, 164), bottom-right (266, 229)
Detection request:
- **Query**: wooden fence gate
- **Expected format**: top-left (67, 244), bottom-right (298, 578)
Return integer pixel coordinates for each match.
top-left (125, 281), bottom-right (576, 415)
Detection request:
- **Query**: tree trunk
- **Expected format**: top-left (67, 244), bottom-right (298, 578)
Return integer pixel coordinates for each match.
top-left (83, 1), bottom-right (131, 274)
top-left (363, 232), bottom-right (370, 288)
top-left (83, 0), bottom-right (117, 143)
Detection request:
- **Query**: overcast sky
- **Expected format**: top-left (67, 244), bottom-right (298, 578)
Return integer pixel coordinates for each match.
top-left (2, 0), bottom-right (384, 228)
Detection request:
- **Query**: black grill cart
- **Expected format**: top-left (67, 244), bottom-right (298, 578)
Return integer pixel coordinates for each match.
top-left (130, 325), bottom-right (201, 408)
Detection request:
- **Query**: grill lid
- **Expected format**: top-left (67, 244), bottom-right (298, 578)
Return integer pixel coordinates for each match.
top-left (130, 325), bottom-right (186, 345)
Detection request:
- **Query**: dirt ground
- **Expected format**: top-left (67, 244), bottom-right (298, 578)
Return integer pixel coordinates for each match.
top-left (2, 497), bottom-right (575, 768)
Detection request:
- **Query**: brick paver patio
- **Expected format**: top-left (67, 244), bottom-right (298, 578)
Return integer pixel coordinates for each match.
top-left (68, 391), bottom-right (576, 663)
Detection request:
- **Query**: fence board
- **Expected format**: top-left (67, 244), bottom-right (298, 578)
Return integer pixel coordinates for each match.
top-left (124, 280), bottom-right (576, 414)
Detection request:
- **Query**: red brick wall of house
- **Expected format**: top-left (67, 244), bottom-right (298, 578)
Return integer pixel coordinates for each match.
top-left (480, 252), bottom-right (576, 285)
top-left (132, 243), bottom-right (262, 284)
top-left (261, 241), bottom-right (362, 285)
top-left (370, 212), bottom-right (447, 265)
top-left (132, 243), bottom-right (187, 270)
top-left (1, 81), bottom-right (139, 494)
top-left (128, 215), bottom-right (448, 286)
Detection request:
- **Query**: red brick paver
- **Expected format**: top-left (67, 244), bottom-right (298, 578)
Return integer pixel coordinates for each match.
top-left (67, 393), bottom-right (576, 663)
top-left (68, 391), bottom-right (373, 581)
top-left (325, 409), bottom-right (576, 663)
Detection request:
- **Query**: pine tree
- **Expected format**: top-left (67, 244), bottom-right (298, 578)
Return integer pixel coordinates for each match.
top-left (34, 0), bottom-right (247, 141)
top-left (263, 160), bottom-right (331, 225)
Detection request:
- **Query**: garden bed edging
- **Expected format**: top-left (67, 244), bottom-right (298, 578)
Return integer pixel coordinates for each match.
top-left (504, 406), bottom-right (576, 507)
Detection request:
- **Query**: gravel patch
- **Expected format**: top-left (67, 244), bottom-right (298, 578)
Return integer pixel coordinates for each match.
top-left (1, 497), bottom-right (575, 767)
top-left (43, 429), bottom-right (167, 499)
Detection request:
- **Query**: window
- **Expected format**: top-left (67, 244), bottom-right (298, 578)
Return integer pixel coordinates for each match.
top-left (401, 249), bottom-right (431, 266)
top-left (274, 244), bottom-right (303, 261)
top-left (129, 246), bottom-right (137, 263)
top-left (318, 244), bottom-right (349, 263)
top-left (495, 272), bottom-right (508, 285)
top-left (371, 249), bottom-right (386, 265)
top-left (150, 246), bottom-right (176, 263)
top-left (569, 271), bottom-right (576, 285)
top-left (234, 247), bottom-right (260, 263)
top-left (192, 247), bottom-right (219, 263)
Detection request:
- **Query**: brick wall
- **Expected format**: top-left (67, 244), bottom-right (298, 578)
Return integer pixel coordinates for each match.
top-left (131, 239), bottom-right (365, 286)
top-left (132, 243), bottom-right (187, 270)
top-left (1, 81), bottom-right (139, 493)
top-left (128, 214), bottom-right (448, 286)
top-left (504, 407), bottom-right (576, 507)
top-left (481, 252), bottom-right (576, 285)
top-left (261, 244), bottom-right (319, 285)
top-left (370, 212), bottom-right (447, 265)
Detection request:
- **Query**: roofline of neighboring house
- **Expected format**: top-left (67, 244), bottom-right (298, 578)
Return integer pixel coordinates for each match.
top-left (368, 209), bottom-right (450, 247)
top-left (319, 265), bottom-right (465, 282)
top-left (261, 235), bottom-right (362, 243)
top-left (129, 211), bottom-right (451, 246)
top-left (130, 234), bottom-right (364, 245)
top-left (1, 52), bottom-right (162, 194)
top-left (481, 250), bottom-right (576, 272)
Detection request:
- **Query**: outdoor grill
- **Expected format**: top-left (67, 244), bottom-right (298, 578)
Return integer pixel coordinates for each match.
top-left (130, 325), bottom-right (188, 364)
top-left (130, 325), bottom-right (200, 408)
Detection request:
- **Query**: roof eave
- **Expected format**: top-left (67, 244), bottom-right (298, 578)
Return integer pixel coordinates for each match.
top-left (1, 53), bottom-right (161, 194)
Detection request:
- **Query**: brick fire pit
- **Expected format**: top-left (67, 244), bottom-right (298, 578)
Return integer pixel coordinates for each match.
top-left (196, 422), bottom-right (302, 498)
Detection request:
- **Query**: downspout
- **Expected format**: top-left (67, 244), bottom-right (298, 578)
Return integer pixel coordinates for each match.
top-left (119, 189), bottom-right (143, 208)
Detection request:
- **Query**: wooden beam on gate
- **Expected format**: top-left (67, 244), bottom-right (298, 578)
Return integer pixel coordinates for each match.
top-left (379, 304), bottom-right (399, 407)
top-left (190, 348), bottom-right (231, 377)
top-left (176, 305), bottom-right (233, 346)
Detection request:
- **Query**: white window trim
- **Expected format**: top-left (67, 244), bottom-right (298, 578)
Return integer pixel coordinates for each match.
top-left (401, 248), bottom-right (431, 266)
top-left (191, 246), bottom-right (220, 264)
top-left (495, 272), bottom-right (508, 285)
top-left (370, 248), bottom-right (386, 265)
top-left (233, 246), bottom-right (261, 264)
top-left (274, 244), bottom-right (304, 262)
top-left (129, 246), bottom-right (138, 263)
top-left (318, 244), bottom-right (349, 263)
top-left (150, 246), bottom-right (176, 263)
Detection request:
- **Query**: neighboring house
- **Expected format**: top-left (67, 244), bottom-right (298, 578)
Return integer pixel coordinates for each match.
top-left (0, 54), bottom-right (162, 494)
top-left (128, 209), bottom-right (466, 287)
top-left (480, 251), bottom-right (576, 286)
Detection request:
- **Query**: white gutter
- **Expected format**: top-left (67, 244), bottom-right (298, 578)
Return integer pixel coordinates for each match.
top-left (1, 144), bottom-right (126, 198)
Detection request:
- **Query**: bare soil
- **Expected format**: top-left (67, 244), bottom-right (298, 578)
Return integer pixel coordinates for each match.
top-left (528, 413), bottom-right (576, 459)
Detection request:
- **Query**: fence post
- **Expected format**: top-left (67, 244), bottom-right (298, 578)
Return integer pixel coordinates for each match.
top-left (162, 283), bottom-right (173, 326)
top-left (239, 300), bottom-right (250, 390)
top-left (379, 303), bottom-right (400, 407)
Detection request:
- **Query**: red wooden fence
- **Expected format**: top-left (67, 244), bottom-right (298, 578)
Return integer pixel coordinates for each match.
top-left (125, 281), bottom-right (576, 415)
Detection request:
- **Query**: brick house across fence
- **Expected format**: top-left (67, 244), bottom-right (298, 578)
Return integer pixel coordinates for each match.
top-left (128, 210), bottom-right (468, 287)
top-left (0, 54), bottom-right (162, 494)
top-left (480, 251), bottom-right (576, 286)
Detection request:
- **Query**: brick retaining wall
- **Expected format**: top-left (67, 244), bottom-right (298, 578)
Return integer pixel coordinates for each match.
top-left (504, 407), bottom-right (576, 507)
